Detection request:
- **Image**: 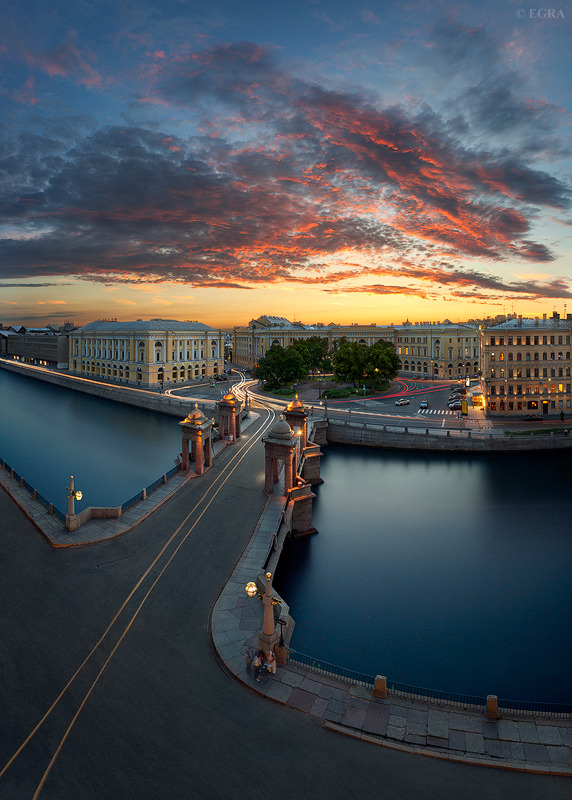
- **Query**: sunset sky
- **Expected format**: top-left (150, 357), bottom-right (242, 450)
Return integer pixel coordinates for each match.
top-left (1, 0), bottom-right (571, 329)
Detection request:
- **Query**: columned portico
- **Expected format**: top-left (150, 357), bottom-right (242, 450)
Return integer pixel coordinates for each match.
top-left (179, 404), bottom-right (213, 475)
top-left (219, 391), bottom-right (241, 442)
top-left (284, 394), bottom-right (308, 448)
top-left (262, 417), bottom-right (297, 495)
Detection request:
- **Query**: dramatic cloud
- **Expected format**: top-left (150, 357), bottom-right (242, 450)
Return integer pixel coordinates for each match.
top-left (1, 23), bottom-right (570, 309)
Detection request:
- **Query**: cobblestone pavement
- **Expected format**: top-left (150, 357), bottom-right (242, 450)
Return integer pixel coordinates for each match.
top-left (211, 495), bottom-right (572, 776)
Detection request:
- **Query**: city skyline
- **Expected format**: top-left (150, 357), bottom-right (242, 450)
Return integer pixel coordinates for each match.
top-left (1, 1), bottom-right (571, 328)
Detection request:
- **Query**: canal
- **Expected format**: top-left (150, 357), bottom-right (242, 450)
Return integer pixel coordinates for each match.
top-left (0, 369), bottom-right (182, 513)
top-left (274, 444), bottom-right (572, 704)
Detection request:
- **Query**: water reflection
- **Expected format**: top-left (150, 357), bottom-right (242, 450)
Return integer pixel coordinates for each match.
top-left (274, 445), bottom-right (572, 703)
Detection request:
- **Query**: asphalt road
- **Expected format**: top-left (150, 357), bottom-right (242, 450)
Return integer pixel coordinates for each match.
top-left (0, 410), bottom-right (570, 799)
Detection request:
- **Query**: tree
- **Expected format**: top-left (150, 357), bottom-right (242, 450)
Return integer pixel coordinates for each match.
top-left (332, 340), bottom-right (366, 386)
top-left (291, 337), bottom-right (329, 377)
top-left (255, 344), bottom-right (307, 387)
top-left (364, 340), bottom-right (399, 391)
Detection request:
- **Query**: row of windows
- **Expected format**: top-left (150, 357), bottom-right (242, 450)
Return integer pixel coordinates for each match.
top-left (490, 399), bottom-right (570, 412)
top-left (489, 383), bottom-right (569, 396)
top-left (490, 367), bottom-right (570, 379)
top-left (488, 335), bottom-right (570, 346)
top-left (489, 351), bottom-right (569, 362)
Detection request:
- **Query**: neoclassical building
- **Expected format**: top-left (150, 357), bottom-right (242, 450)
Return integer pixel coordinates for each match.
top-left (233, 316), bottom-right (480, 381)
top-left (480, 314), bottom-right (572, 416)
top-left (68, 320), bottom-right (225, 388)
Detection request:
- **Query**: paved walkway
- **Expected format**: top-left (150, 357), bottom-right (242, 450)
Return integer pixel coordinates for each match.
top-left (210, 494), bottom-right (572, 777)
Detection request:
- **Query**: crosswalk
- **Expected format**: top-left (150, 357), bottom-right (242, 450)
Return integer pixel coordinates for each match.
top-left (418, 409), bottom-right (459, 415)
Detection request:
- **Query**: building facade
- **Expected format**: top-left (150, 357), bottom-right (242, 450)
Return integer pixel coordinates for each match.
top-left (233, 316), bottom-right (480, 380)
top-left (69, 320), bottom-right (224, 388)
top-left (480, 314), bottom-right (572, 416)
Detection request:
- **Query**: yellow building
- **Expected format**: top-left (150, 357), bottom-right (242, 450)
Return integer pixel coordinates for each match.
top-left (69, 319), bottom-right (224, 388)
top-left (480, 314), bottom-right (572, 416)
top-left (233, 316), bottom-right (480, 380)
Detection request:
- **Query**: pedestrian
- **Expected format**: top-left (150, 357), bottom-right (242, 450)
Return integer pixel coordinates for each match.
top-left (252, 650), bottom-right (264, 682)
top-left (560, 410), bottom-right (565, 422)
top-left (264, 650), bottom-right (276, 675)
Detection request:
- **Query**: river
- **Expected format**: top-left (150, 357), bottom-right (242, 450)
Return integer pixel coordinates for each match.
top-left (0, 368), bottom-right (181, 514)
top-left (274, 444), bottom-right (572, 704)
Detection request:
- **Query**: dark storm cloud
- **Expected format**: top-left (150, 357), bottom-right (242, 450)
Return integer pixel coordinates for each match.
top-left (1, 33), bottom-right (570, 301)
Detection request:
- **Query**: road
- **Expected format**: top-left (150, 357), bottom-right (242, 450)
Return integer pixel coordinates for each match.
top-left (1, 402), bottom-right (570, 798)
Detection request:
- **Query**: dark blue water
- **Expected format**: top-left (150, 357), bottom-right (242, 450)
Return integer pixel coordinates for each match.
top-left (274, 445), bottom-right (572, 703)
top-left (0, 369), bottom-right (181, 513)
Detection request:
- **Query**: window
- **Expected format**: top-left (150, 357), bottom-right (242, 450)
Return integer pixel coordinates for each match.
top-left (543, 336), bottom-right (547, 345)
top-left (517, 337), bottom-right (522, 345)
top-left (525, 353), bottom-right (531, 361)
top-left (508, 337), bottom-right (513, 346)
top-left (508, 385), bottom-right (514, 395)
top-left (534, 353), bottom-right (539, 361)
top-left (499, 337), bottom-right (504, 346)
top-left (534, 368), bottom-right (539, 378)
top-left (490, 337), bottom-right (496, 346)
top-left (516, 352), bottom-right (522, 361)
top-left (490, 402), bottom-right (497, 411)
top-left (490, 386), bottom-right (496, 395)
top-left (516, 385), bottom-right (522, 395)
top-left (508, 352), bottom-right (513, 361)
top-left (526, 337), bottom-right (530, 345)
top-left (490, 352), bottom-right (495, 361)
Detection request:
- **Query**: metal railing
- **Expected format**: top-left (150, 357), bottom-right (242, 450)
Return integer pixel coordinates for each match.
top-left (387, 679), bottom-right (486, 710)
top-left (288, 650), bottom-right (374, 689)
top-left (498, 697), bottom-right (572, 719)
top-left (288, 649), bottom-right (571, 717)
top-left (0, 458), bottom-right (66, 519)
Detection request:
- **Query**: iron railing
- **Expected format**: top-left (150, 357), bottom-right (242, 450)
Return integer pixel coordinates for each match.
top-left (288, 649), bottom-right (571, 717)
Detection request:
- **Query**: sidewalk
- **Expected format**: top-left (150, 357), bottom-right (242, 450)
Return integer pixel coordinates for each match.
top-left (210, 496), bottom-right (572, 776)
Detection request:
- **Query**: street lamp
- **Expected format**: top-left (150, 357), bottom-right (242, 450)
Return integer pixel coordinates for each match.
top-left (244, 572), bottom-right (280, 651)
top-left (67, 475), bottom-right (83, 516)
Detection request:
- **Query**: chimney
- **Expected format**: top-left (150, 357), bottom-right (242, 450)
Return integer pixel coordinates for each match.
top-left (535, 317), bottom-right (539, 325)
top-left (543, 313), bottom-right (547, 320)
top-left (518, 315), bottom-right (522, 326)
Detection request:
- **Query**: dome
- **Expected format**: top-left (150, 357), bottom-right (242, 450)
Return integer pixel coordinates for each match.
top-left (185, 403), bottom-right (207, 424)
top-left (269, 416), bottom-right (292, 440)
top-left (222, 391), bottom-right (236, 403)
top-left (286, 393), bottom-right (304, 411)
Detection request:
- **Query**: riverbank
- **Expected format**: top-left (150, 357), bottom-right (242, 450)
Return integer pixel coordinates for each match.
top-left (0, 358), bottom-right (205, 418)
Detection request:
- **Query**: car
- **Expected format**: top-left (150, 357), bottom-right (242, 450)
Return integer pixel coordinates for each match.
top-left (524, 413), bottom-right (542, 421)
top-left (449, 402), bottom-right (462, 410)
top-left (448, 394), bottom-right (462, 401)
top-left (395, 398), bottom-right (410, 406)
top-left (419, 399), bottom-right (428, 409)
top-left (450, 383), bottom-right (463, 390)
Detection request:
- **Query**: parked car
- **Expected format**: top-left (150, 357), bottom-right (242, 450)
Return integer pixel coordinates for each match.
top-left (449, 402), bottom-right (462, 410)
top-left (395, 398), bottom-right (410, 405)
top-left (524, 413), bottom-right (542, 421)
top-left (448, 394), bottom-right (462, 401)
top-left (419, 399), bottom-right (428, 409)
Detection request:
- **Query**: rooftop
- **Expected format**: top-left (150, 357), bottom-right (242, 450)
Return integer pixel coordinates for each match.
top-left (74, 319), bottom-right (216, 334)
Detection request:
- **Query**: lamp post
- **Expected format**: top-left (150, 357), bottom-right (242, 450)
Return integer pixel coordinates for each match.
top-left (67, 475), bottom-right (83, 516)
top-left (245, 572), bottom-right (280, 652)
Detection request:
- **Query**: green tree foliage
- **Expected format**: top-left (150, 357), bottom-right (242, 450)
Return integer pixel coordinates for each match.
top-left (364, 340), bottom-right (400, 390)
top-left (333, 339), bottom-right (398, 389)
top-left (332, 340), bottom-right (366, 386)
top-left (255, 344), bottom-right (307, 387)
top-left (290, 337), bottom-right (329, 377)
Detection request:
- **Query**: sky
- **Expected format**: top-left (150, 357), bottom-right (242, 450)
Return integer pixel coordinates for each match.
top-left (1, 0), bottom-right (571, 329)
